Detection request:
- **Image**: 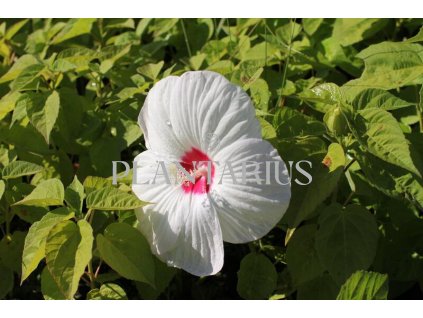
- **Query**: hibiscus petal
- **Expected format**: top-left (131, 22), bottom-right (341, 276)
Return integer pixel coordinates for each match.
top-left (137, 193), bottom-right (224, 276)
top-left (212, 138), bottom-right (291, 243)
top-left (133, 150), bottom-right (224, 275)
top-left (139, 71), bottom-right (261, 158)
top-left (158, 197), bottom-right (224, 276)
top-left (133, 150), bottom-right (188, 254)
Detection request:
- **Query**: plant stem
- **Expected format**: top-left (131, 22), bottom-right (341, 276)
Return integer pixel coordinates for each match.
top-left (180, 19), bottom-right (192, 58)
top-left (87, 261), bottom-right (95, 289)
top-left (276, 18), bottom-right (296, 108)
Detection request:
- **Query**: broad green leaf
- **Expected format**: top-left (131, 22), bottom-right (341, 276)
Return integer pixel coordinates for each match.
top-left (83, 176), bottom-right (112, 194)
top-left (351, 147), bottom-right (423, 210)
top-left (51, 18), bottom-right (96, 44)
top-left (0, 54), bottom-right (40, 84)
top-left (26, 90), bottom-right (60, 144)
top-left (136, 257), bottom-right (177, 299)
top-left (276, 21), bottom-right (302, 44)
top-left (237, 253), bottom-right (277, 299)
top-left (286, 225), bottom-right (324, 286)
top-left (4, 19), bottom-right (28, 40)
top-left (2, 160), bottom-right (43, 180)
top-left (99, 45), bottom-right (131, 74)
top-left (52, 48), bottom-right (96, 72)
top-left (96, 222), bottom-right (155, 285)
top-left (86, 186), bottom-right (146, 211)
top-left (302, 18), bottom-right (323, 36)
top-left (346, 42), bottom-right (423, 89)
top-left (298, 83), bottom-right (342, 105)
top-left (258, 117), bottom-right (276, 139)
top-left (45, 219), bottom-right (93, 299)
top-left (315, 204), bottom-right (379, 284)
top-left (283, 143), bottom-right (345, 227)
top-left (250, 78), bottom-right (270, 112)
top-left (13, 178), bottom-right (64, 207)
top-left (337, 270), bottom-right (388, 300)
top-left (354, 108), bottom-right (421, 177)
top-left (0, 263), bottom-right (13, 299)
top-left (41, 266), bottom-right (66, 300)
top-left (344, 87), bottom-right (414, 110)
top-left (137, 61), bottom-right (164, 80)
top-left (0, 231), bottom-right (25, 274)
top-left (21, 207), bottom-right (74, 282)
top-left (296, 273), bottom-right (339, 300)
top-left (0, 91), bottom-right (21, 120)
top-left (64, 176), bottom-right (84, 214)
top-left (332, 19), bottom-right (387, 46)
top-left (10, 64), bottom-right (45, 91)
top-left (273, 107), bottom-right (326, 138)
top-left (87, 283), bottom-right (128, 300)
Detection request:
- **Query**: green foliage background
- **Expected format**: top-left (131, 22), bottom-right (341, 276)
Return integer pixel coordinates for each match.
top-left (0, 18), bottom-right (422, 300)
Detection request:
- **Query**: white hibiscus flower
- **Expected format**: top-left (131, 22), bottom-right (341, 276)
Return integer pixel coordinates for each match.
top-left (132, 71), bottom-right (291, 276)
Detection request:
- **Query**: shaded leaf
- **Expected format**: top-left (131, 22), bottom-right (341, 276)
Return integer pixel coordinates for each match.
top-left (96, 222), bottom-right (155, 285)
top-left (315, 204), bottom-right (379, 284)
top-left (237, 253), bottom-right (277, 299)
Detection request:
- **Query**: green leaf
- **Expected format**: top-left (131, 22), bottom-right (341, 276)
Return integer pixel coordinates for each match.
top-left (137, 61), bottom-right (164, 80)
top-left (10, 64), bottom-right (45, 91)
top-left (237, 253), bottom-right (277, 299)
top-left (45, 219), bottom-right (93, 299)
top-left (52, 48), bottom-right (96, 72)
top-left (0, 180), bottom-right (5, 200)
top-left (337, 270), bottom-right (388, 300)
top-left (346, 42), bottom-right (423, 89)
top-left (0, 54), bottom-right (40, 84)
top-left (344, 87), bottom-right (414, 111)
top-left (332, 19), bottom-right (387, 46)
top-left (283, 143), bottom-right (345, 227)
top-left (315, 204), bottom-right (379, 284)
top-left (286, 225), bottom-right (324, 286)
top-left (25, 90), bottom-right (60, 144)
top-left (136, 257), bottom-right (177, 299)
top-left (297, 273), bottom-right (339, 300)
top-left (2, 160), bottom-right (43, 180)
top-left (0, 263), bottom-right (14, 299)
top-left (298, 83), bottom-right (342, 105)
top-left (0, 231), bottom-right (26, 274)
top-left (250, 78), bottom-right (270, 112)
top-left (21, 207), bottom-right (74, 282)
top-left (273, 107), bottom-right (326, 138)
top-left (87, 283), bottom-right (128, 300)
top-left (51, 18), bottom-right (96, 44)
top-left (407, 26), bottom-right (423, 43)
top-left (302, 18), bottom-right (323, 36)
top-left (86, 186), bottom-right (146, 211)
top-left (96, 222), bottom-right (155, 285)
top-left (0, 91), bottom-right (21, 120)
top-left (41, 266), bottom-right (66, 300)
top-left (4, 19), bottom-right (28, 40)
top-left (13, 179), bottom-right (64, 207)
top-left (64, 176), bottom-right (84, 214)
top-left (83, 176), bottom-right (112, 194)
top-left (354, 107), bottom-right (421, 177)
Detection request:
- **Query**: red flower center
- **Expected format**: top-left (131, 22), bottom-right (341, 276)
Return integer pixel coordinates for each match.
top-left (179, 148), bottom-right (214, 194)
